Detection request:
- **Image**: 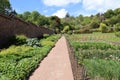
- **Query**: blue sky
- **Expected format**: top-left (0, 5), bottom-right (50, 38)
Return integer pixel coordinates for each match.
top-left (9, 0), bottom-right (120, 18)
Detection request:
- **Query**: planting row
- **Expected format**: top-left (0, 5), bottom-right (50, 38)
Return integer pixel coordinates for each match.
top-left (67, 32), bottom-right (120, 45)
top-left (67, 34), bottom-right (120, 80)
top-left (71, 42), bottom-right (120, 80)
top-left (0, 34), bottom-right (60, 80)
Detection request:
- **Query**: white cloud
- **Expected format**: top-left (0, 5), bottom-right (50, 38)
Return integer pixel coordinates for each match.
top-left (43, 0), bottom-right (81, 6)
top-left (13, 8), bottom-right (22, 13)
top-left (52, 9), bottom-right (68, 18)
top-left (82, 0), bottom-right (120, 12)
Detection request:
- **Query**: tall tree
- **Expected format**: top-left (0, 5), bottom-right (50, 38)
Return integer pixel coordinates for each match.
top-left (0, 0), bottom-right (12, 14)
top-left (31, 11), bottom-right (40, 21)
top-left (65, 12), bottom-right (70, 18)
top-left (104, 9), bottom-right (114, 18)
top-left (114, 8), bottom-right (120, 15)
top-left (23, 11), bottom-right (31, 21)
top-left (49, 16), bottom-right (62, 33)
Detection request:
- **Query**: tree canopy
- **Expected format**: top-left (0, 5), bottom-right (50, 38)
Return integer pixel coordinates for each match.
top-left (17, 8), bottom-right (120, 34)
top-left (0, 0), bottom-right (12, 14)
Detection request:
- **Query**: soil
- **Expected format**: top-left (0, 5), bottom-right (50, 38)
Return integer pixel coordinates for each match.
top-left (66, 40), bottom-right (84, 80)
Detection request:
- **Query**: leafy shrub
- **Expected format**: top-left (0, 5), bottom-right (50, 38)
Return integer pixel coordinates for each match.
top-left (67, 31), bottom-right (72, 35)
top-left (40, 34), bottom-right (60, 47)
top-left (0, 46), bottom-right (51, 80)
top-left (62, 26), bottom-right (70, 33)
top-left (0, 45), bottom-right (33, 55)
top-left (115, 32), bottom-right (120, 37)
top-left (90, 21), bottom-right (100, 28)
top-left (99, 23), bottom-right (109, 33)
top-left (114, 23), bottom-right (120, 32)
top-left (40, 40), bottom-right (55, 47)
top-left (26, 38), bottom-right (41, 47)
top-left (45, 34), bottom-right (60, 42)
top-left (15, 35), bottom-right (27, 45)
top-left (3, 35), bottom-right (27, 48)
top-left (43, 34), bottom-right (49, 38)
top-left (0, 34), bottom-right (60, 80)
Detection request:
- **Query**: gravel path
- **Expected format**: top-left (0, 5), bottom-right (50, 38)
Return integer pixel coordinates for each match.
top-left (29, 36), bottom-right (74, 80)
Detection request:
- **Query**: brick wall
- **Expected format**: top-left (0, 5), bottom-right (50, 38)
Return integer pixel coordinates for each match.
top-left (0, 14), bottom-right (54, 48)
